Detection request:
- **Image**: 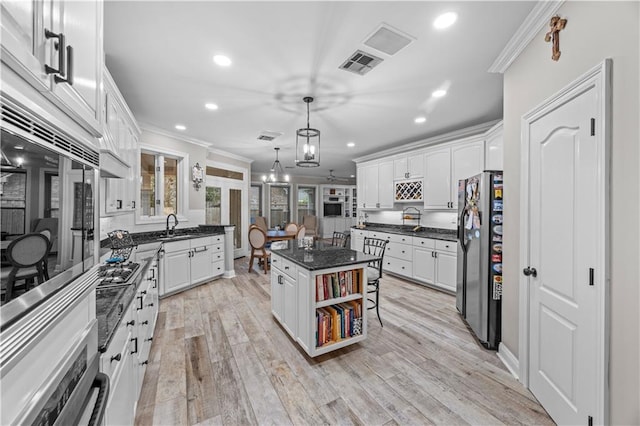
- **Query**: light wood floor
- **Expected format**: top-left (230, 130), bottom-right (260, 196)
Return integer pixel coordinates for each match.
top-left (134, 258), bottom-right (554, 426)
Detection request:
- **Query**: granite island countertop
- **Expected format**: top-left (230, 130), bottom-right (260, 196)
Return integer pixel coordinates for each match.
top-left (352, 223), bottom-right (458, 242)
top-left (270, 241), bottom-right (379, 271)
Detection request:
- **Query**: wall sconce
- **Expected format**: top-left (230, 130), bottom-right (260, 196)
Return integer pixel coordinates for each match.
top-left (192, 162), bottom-right (203, 190)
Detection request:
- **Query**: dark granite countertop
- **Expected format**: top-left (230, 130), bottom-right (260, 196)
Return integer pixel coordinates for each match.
top-left (270, 241), bottom-right (379, 271)
top-left (96, 245), bottom-right (160, 352)
top-left (99, 225), bottom-right (227, 249)
top-left (352, 223), bottom-right (458, 242)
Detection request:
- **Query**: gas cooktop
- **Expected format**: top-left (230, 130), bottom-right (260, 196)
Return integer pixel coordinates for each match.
top-left (97, 261), bottom-right (140, 287)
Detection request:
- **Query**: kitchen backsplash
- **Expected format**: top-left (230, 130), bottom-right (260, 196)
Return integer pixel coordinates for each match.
top-left (363, 209), bottom-right (457, 230)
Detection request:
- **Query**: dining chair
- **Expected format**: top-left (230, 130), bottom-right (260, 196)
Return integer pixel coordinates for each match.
top-left (302, 215), bottom-right (318, 241)
top-left (284, 223), bottom-right (298, 233)
top-left (248, 226), bottom-right (270, 274)
top-left (39, 229), bottom-right (52, 280)
top-left (296, 225), bottom-right (306, 240)
top-left (254, 216), bottom-right (268, 233)
top-left (331, 231), bottom-right (349, 248)
top-left (362, 237), bottom-right (389, 327)
top-left (0, 233), bottom-right (51, 302)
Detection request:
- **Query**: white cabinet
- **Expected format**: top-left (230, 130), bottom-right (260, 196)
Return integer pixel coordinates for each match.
top-left (424, 138), bottom-right (484, 210)
top-left (412, 237), bottom-right (457, 292)
top-left (160, 235), bottom-right (225, 297)
top-left (485, 121), bottom-right (503, 171)
top-left (270, 252), bottom-right (297, 338)
top-left (101, 68), bottom-right (139, 215)
top-left (351, 228), bottom-right (367, 251)
top-left (394, 154), bottom-right (424, 180)
top-left (450, 140), bottom-right (484, 209)
top-left (0, 0), bottom-right (104, 135)
top-left (358, 160), bottom-right (393, 209)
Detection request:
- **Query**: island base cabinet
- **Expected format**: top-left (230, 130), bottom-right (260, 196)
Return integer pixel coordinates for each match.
top-left (270, 253), bottom-right (368, 357)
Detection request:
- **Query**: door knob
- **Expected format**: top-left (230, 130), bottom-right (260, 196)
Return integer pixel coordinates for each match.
top-left (523, 267), bottom-right (537, 277)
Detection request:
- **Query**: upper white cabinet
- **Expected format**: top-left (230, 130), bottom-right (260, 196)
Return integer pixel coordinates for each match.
top-left (424, 137), bottom-right (485, 210)
top-left (358, 160), bottom-right (393, 209)
top-left (484, 121), bottom-right (503, 171)
top-left (101, 67), bottom-right (139, 216)
top-left (393, 154), bottom-right (424, 180)
top-left (0, 0), bottom-right (104, 136)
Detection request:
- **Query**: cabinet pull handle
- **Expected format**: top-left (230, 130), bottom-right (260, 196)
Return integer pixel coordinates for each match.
top-left (110, 353), bottom-right (121, 363)
top-left (116, 200), bottom-right (122, 210)
top-left (54, 44), bottom-right (73, 85)
top-left (146, 303), bottom-right (154, 307)
top-left (130, 337), bottom-right (138, 354)
top-left (44, 29), bottom-right (65, 77)
top-left (126, 320), bottom-right (135, 326)
top-left (137, 295), bottom-right (143, 310)
top-left (152, 279), bottom-right (157, 289)
top-left (132, 201), bottom-right (136, 209)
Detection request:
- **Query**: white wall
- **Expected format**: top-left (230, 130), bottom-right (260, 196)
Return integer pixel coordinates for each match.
top-left (502, 2), bottom-right (639, 423)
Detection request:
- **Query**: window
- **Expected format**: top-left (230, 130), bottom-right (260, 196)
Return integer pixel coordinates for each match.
top-left (297, 186), bottom-right (316, 221)
top-left (269, 185), bottom-right (290, 228)
top-left (250, 184), bottom-right (262, 225)
top-left (205, 186), bottom-right (221, 224)
top-left (140, 151), bottom-right (182, 217)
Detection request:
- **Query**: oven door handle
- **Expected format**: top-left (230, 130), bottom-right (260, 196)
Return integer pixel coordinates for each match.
top-left (88, 372), bottom-right (109, 426)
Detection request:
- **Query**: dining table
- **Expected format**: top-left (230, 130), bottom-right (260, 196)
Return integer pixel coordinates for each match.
top-left (265, 229), bottom-right (297, 242)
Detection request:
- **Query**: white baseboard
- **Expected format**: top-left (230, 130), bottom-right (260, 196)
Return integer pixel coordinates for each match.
top-left (497, 342), bottom-right (520, 381)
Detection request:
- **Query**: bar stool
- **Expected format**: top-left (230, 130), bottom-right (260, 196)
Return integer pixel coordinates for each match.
top-left (362, 237), bottom-right (389, 327)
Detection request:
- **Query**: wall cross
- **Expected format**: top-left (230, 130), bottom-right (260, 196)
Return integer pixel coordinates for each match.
top-left (544, 15), bottom-right (568, 61)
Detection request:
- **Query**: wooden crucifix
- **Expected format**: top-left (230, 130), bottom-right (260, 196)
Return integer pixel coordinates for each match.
top-left (544, 15), bottom-right (568, 61)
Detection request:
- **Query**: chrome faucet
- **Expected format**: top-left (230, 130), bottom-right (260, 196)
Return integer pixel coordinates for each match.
top-left (166, 214), bottom-right (179, 236)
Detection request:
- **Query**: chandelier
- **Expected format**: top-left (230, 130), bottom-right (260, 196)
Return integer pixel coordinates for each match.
top-left (262, 147), bottom-right (289, 183)
top-left (295, 96), bottom-right (320, 167)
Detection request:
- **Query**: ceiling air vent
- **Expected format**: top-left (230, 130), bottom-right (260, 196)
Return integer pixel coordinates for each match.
top-left (339, 50), bottom-right (383, 76)
top-left (363, 23), bottom-right (415, 56)
top-left (257, 131), bottom-right (283, 142)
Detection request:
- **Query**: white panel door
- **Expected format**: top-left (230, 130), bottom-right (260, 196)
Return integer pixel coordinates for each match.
top-left (423, 148), bottom-right (451, 209)
top-left (412, 247), bottom-right (435, 283)
top-left (435, 251), bottom-right (457, 292)
top-left (163, 249), bottom-right (191, 294)
top-left (528, 84), bottom-right (598, 424)
top-left (362, 163), bottom-right (378, 208)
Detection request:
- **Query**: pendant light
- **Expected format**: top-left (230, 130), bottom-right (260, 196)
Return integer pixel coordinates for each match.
top-left (295, 96), bottom-right (320, 167)
top-left (262, 147), bottom-right (290, 183)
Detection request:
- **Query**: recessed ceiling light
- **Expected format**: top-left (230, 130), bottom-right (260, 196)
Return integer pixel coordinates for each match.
top-left (414, 116), bottom-right (427, 124)
top-left (14, 145), bottom-right (24, 150)
top-left (347, 142), bottom-right (355, 148)
top-left (175, 124), bottom-right (186, 131)
top-left (434, 12), bottom-right (457, 29)
top-left (205, 103), bottom-right (219, 110)
top-left (432, 89), bottom-right (447, 98)
top-left (213, 55), bottom-right (232, 67)
top-left (350, 175), bottom-right (355, 178)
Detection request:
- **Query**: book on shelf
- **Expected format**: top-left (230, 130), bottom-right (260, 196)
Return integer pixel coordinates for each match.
top-left (315, 269), bottom-right (362, 302)
top-left (315, 300), bottom-right (363, 347)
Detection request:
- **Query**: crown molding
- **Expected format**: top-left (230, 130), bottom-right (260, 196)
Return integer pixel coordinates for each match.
top-left (353, 120), bottom-right (500, 164)
top-left (208, 147), bottom-right (253, 163)
top-left (488, 1), bottom-right (565, 74)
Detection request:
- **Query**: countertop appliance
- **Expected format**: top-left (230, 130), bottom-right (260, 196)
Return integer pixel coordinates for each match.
top-left (456, 171), bottom-right (503, 349)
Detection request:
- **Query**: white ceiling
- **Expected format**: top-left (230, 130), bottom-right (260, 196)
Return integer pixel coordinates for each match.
top-left (103, 1), bottom-right (535, 180)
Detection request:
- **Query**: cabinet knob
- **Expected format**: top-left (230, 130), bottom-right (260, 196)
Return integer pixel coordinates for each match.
top-left (141, 360), bottom-right (148, 366)
top-left (126, 320), bottom-right (135, 326)
top-left (110, 353), bottom-right (121, 363)
top-left (145, 337), bottom-right (153, 342)
top-left (141, 320), bottom-right (149, 325)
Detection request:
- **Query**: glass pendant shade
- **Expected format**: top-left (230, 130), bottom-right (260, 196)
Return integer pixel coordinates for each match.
top-left (262, 147), bottom-right (289, 184)
top-left (296, 96), bottom-right (320, 167)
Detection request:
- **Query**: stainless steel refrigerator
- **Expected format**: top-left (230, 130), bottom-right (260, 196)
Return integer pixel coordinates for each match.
top-left (456, 171), bottom-right (503, 349)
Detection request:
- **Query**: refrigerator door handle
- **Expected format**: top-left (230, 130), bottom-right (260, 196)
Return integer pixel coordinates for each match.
top-left (457, 209), bottom-right (466, 246)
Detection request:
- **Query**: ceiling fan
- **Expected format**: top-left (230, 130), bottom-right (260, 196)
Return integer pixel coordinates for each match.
top-left (326, 169), bottom-right (351, 182)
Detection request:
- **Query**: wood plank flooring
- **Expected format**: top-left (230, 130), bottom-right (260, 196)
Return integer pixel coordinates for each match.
top-left (134, 258), bottom-right (554, 426)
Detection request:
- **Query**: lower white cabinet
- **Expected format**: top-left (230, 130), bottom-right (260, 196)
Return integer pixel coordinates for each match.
top-left (349, 229), bottom-right (457, 293)
top-left (270, 253), bottom-right (298, 338)
top-left (412, 237), bottom-right (457, 292)
top-left (101, 252), bottom-right (160, 425)
top-left (160, 235), bottom-right (224, 297)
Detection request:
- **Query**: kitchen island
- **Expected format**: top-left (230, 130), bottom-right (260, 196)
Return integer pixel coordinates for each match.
top-left (270, 241), bottom-right (379, 357)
